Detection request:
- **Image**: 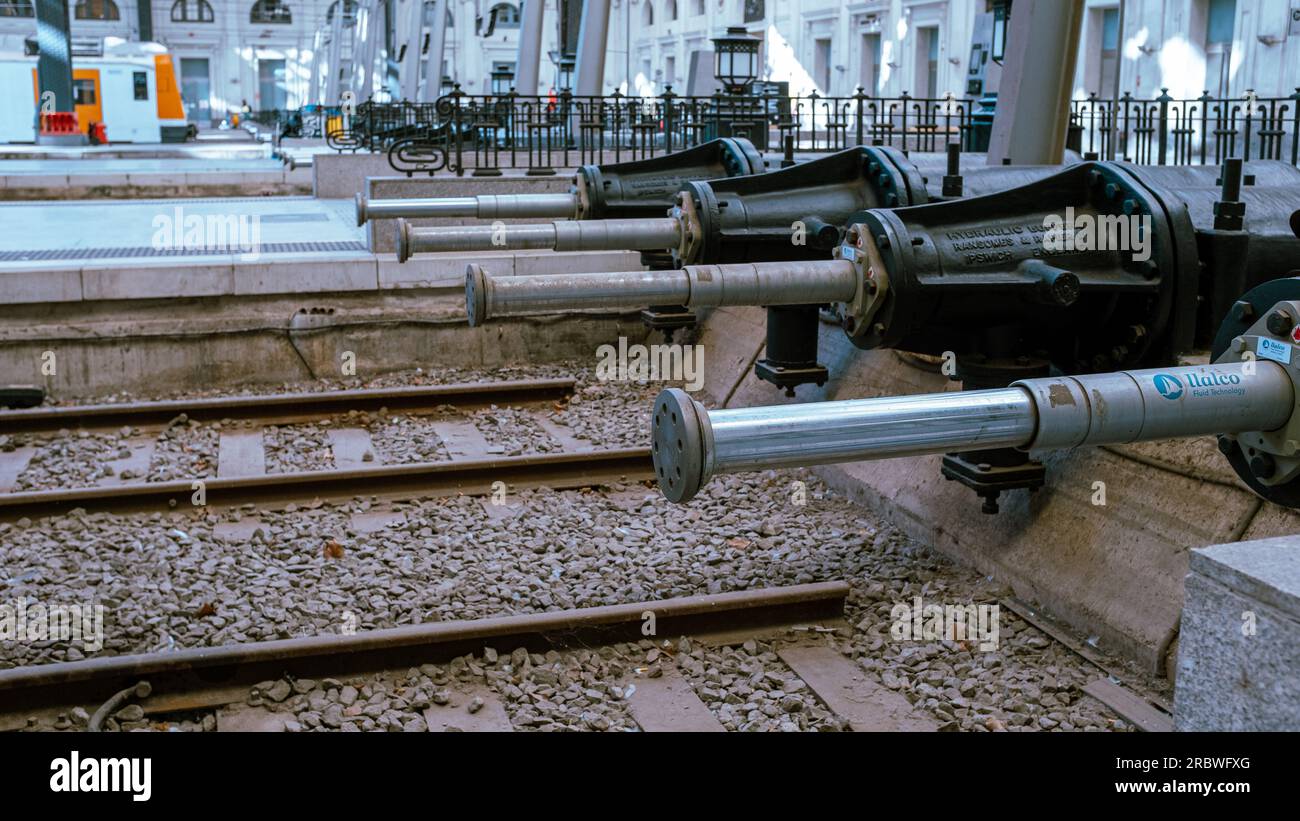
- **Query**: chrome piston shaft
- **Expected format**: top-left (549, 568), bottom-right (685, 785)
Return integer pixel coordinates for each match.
top-left (355, 192), bottom-right (579, 226)
top-left (397, 217), bottom-right (682, 261)
top-left (465, 259), bottom-right (858, 325)
top-left (652, 361), bottom-right (1293, 501)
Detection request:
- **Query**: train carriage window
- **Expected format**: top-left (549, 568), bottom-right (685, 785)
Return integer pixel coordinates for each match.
top-left (0, 0), bottom-right (35, 18)
top-left (74, 0), bottom-right (120, 20)
top-left (133, 71), bottom-right (149, 100)
top-left (250, 0), bottom-right (291, 24)
top-left (73, 79), bottom-right (97, 105)
top-left (171, 0), bottom-right (215, 22)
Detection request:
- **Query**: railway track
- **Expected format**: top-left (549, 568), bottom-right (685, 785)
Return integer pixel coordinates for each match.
top-left (0, 378), bottom-right (655, 521)
top-left (0, 581), bottom-right (942, 733)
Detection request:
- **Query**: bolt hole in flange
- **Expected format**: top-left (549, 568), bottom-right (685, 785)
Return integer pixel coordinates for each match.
top-left (1291, 209), bottom-right (1300, 238)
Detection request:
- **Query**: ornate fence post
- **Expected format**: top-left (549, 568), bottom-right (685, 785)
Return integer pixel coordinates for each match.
top-left (854, 86), bottom-right (866, 147)
top-left (1156, 87), bottom-right (1171, 165)
top-left (610, 88), bottom-right (624, 161)
top-left (1119, 91), bottom-right (1134, 161)
top-left (662, 85), bottom-right (677, 153)
top-left (559, 87), bottom-right (574, 163)
top-left (438, 84), bottom-right (463, 177)
top-left (1244, 89), bottom-right (1259, 162)
top-left (1197, 90), bottom-right (1211, 165)
top-left (899, 90), bottom-right (911, 152)
top-left (1292, 88), bottom-right (1300, 167)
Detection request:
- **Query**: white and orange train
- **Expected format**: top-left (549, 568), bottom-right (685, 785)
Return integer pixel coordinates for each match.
top-left (0, 37), bottom-right (191, 144)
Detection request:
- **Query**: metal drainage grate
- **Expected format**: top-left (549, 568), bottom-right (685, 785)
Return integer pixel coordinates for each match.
top-left (0, 241), bottom-right (368, 262)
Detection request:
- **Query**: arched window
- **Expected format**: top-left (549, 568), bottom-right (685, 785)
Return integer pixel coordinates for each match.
top-left (325, 0), bottom-right (356, 25)
top-left (490, 3), bottom-right (519, 28)
top-left (0, 0), bottom-right (35, 18)
top-left (666, 0), bottom-right (676, 21)
top-left (642, 0), bottom-right (652, 27)
top-left (74, 0), bottom-right (120, 20)
top-left (422, 0), bottom-right (453, 28)
top-left (250, 0), bottom-right (291, 23)
top-left (171, 0), bottom-right (214, 22)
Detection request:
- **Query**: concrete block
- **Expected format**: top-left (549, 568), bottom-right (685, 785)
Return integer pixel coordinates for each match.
top-left (124, 172), bottom-right (178, 187)
top-left (188, 170), bottom-right (283, 187)
top-left (233, 254), bottom-right (377, 295)
top-left (1174, 536), bottom-right (1300, 731)
top-left (0, 267), bottom-right (82, 303)
top-left (312, 152), bottom-right (394, 198)
top-left (64, 173), bottom-right (127, 188)
top-left (7, 173), bottom-right (68, 189)
top-left (82, 260), bottom-right (235, 300)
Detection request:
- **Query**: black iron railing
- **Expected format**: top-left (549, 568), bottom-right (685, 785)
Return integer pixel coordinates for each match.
top-left (324, 87), bottom-right (982, 176)
top-left (1069, 89), bottom-right (1300, 166)
top-left (313, 87), bottom-right (1300, 175)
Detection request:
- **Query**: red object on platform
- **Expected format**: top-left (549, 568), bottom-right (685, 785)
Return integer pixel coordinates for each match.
top-left (39, 111), bottom-right (79, 135)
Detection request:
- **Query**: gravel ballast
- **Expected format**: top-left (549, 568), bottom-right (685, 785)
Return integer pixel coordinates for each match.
top-left (4, 364), bottom-right (1143, 732)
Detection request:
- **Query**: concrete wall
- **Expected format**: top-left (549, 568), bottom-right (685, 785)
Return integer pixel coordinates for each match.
top-left (0, 166), bottom-right (313, 200)
top-left (1174, 535), bottom-right (1300, 730)
top-left (0, 246), bottom-right (647, 396)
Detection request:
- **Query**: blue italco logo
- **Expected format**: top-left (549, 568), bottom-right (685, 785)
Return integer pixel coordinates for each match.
top-left (1152, 373), bottom-right (1184, 400)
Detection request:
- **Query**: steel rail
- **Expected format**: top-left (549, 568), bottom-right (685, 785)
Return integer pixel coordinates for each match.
top-left (0, 447), bottom-right (654, 522)
top-left (0, 378), bottom-right (576, 435)
top-left (0, 582), bottom-right (849, 724)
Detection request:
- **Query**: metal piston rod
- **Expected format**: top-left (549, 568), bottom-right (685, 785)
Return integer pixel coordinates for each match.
top-left (399, 217), bottom-right (682, 262)
top-left (465, 259), bottom-right (856, 326)
top-left (357, 192), bottom-right (580, 225)
top-left (650, 361), bottom-right (1294, 502)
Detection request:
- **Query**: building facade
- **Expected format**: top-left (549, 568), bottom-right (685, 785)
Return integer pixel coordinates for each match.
top-left (0, 0), bottom-right (1295, 126)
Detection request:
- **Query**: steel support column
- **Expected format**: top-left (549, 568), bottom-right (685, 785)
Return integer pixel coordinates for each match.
top-left (33, 0), bottom-right (81, 145)
top-left (308, 28), bottom-right (324, 105)
top-left (514, 0), bottom-right (545, 96)
top-left (573, 0), bottom-right (612, 96)
top-left (138, 0), bottom-right (153, 42)
top-left (351, 0), bottom-right (374, 100)
top-left (418, 0), bottom-right (449, 102)
top-left (325, 1), bottom-right (346, 105)
top-left (401, 0), bottom-right (424, 100)
top-left (986, 0), bottom-right (1085, 165)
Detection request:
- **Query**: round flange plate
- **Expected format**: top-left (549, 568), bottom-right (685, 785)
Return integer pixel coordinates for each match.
top-left (395, 219), bottom-right (411, 263)
top-left (465, 263), bottom-right (488, 327)
top-left (1212, 276), bottom-right (1300, 508)
top-left (651, 388), bottom-right (705, 502)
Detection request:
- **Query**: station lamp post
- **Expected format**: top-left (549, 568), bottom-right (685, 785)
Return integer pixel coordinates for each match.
top-left (711, 26), bottom-right (762, 94)
top-left (710, 26), bottom-right (765, 148)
